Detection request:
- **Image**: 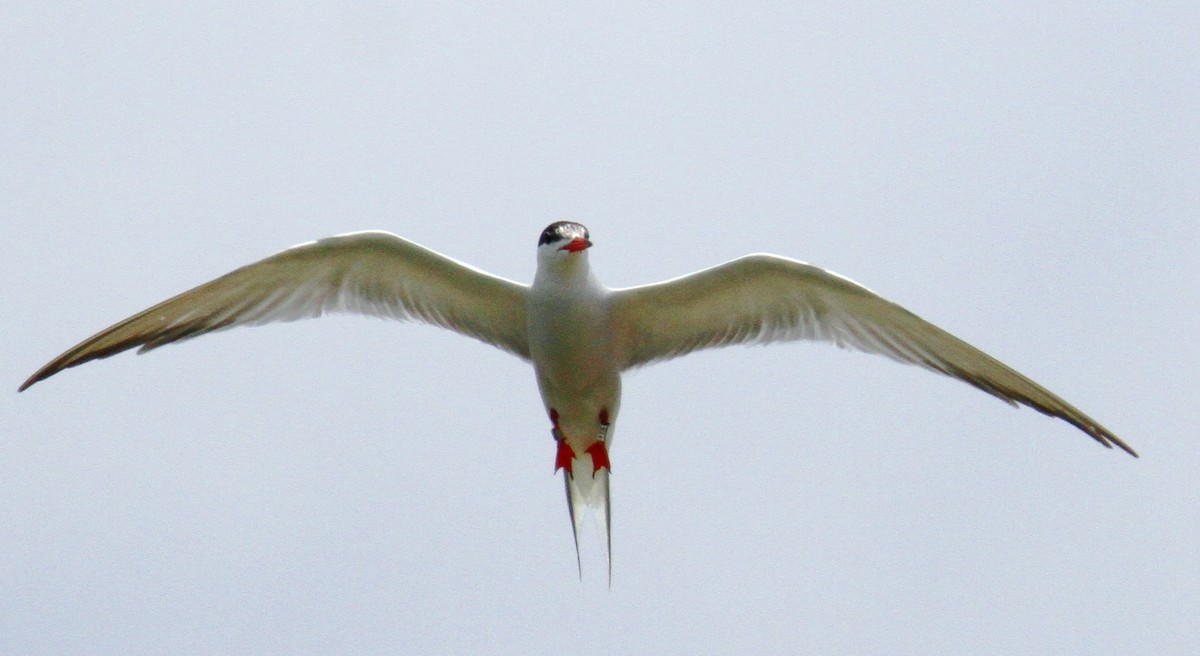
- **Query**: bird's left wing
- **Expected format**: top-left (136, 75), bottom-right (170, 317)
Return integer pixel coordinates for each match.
top-left (608, 253), bottom-right (1134, 456)
top-left (21, 231), bottom-right (530, 391)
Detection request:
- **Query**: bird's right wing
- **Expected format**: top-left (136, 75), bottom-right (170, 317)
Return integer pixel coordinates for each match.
top-left (608, 253), bottom-right (1134, 456)
top-left (21, 231), bottom-right (530, 391)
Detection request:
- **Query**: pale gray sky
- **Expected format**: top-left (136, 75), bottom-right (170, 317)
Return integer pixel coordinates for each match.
top-left (3, 2), bottom-right (1197, 654)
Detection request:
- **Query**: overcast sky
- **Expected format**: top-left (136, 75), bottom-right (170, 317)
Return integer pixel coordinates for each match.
top-left (2, 2), bottom-right (1197, 654)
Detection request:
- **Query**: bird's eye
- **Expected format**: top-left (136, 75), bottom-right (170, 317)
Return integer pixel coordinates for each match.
top-left (538, 225), bottom-right (560, 247)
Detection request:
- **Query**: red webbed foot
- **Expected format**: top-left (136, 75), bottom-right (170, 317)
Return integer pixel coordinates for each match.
top-left (555, 439), bottom-right (575, 474)
top-left (585, 441), bottom-right (610, 474)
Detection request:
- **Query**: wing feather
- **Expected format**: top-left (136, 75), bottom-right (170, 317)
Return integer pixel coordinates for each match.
top-left (609, 254), bottom-right (1134, 456)
top-left (21, 231), bottom-right (529, 390)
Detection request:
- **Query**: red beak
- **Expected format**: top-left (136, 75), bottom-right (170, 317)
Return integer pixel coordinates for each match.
top-left (560, 237), bottom-right (592, 253)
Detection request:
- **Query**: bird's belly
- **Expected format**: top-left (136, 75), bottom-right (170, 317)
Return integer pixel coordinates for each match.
top-left (528, 299), bottom-right (621, 441)
top-left (531, 340), bottom-right (616, 407)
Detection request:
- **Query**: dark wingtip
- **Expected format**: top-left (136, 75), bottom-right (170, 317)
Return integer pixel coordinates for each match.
top-left (1113, 439), bottom-right (1139, 459)
top-left (1093, 427), bottom-right (1138, 458)
top-left (17, 374), bottom-right (41, 393)
top-left (18, 361), bottom-right (67, 393)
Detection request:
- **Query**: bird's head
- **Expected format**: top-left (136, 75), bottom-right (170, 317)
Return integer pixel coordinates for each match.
top-left (538, 221), bottom-right (591, 253)
top-left (536, 221), bottom-right (592, 272)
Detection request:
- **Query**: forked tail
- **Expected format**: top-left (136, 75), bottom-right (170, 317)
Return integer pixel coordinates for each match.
top-left (562, 463), bottom-right (611, 584)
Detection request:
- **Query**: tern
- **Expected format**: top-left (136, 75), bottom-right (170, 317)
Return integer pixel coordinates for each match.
top-left (20, 221), bottom-right (1136, 577)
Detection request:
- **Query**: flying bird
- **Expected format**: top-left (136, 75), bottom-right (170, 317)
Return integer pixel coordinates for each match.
top-left (20, 221), bottom-right (1136, 577)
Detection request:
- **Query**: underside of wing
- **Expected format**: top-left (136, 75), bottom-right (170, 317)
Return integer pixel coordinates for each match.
top-left (21, 231), bottom-right (530, 390)
top-left (609, 254), bottom-right (1135, 456)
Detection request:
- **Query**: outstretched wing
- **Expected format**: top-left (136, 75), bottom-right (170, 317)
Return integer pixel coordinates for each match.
top-left (609, 253), bottom-right (1134, 456)
top-left (21, 231), bottom-right (530, 390)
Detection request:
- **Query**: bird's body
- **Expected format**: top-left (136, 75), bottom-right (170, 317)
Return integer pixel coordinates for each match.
top-left (20, 221), bottom-right (1136, 577)
top-left (528, 237), bottom-right (620, 454)
top-left (527, 224), bottom-right (620, 572)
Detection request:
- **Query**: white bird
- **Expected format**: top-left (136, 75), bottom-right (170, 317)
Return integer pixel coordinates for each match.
top-left (20, 221), bottom-right (1136, 578)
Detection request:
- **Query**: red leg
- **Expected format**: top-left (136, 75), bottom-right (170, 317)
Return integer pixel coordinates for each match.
top-left (550, 408), bottom-right (575, 473)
